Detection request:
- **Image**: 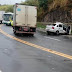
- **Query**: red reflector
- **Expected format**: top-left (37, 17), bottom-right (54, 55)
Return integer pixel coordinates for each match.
top-left (52, 27), bottom-right (54, 29)
top-left (19, 28), bottom-right (21, 30)
top-left (24, 28), bottom-right (28, 31)
top-left (31, 29), bottom-right (32, 31)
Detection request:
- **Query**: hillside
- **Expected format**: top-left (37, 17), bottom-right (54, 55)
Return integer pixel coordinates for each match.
top-left (0, 5), bottom-right (13, 12)
top-left (0, 0), bottom-right (72, 23)
top-left (43, 0), bottom-right (72, 23)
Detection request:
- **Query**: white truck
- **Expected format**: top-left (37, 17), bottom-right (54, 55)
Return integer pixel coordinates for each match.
top-left (13, 4), bottom-right (37, 36)
top-left (0, 11), bottom-right (5, 24)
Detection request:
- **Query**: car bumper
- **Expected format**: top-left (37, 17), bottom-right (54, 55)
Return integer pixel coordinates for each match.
top-left (3, 23), bottom-right (11, 26)
top-left (46, 28), bottom-right (56, 33)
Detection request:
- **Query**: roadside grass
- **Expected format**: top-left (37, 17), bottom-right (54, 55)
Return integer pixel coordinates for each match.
top-left (37, 22), bottom-right (46, 29)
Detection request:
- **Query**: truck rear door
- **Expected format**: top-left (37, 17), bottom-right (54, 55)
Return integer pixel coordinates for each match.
top-left (27, 6), bottom-right (37, 27)
top-left (16, 5), bottom-right (26, 26)
top-left (15, 5), bottom-right (37, 27)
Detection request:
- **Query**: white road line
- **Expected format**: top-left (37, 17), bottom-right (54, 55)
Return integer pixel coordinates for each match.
top-left (45, 36), bottom-right (61, 41)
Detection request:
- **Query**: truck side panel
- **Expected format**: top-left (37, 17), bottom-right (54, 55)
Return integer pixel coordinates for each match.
top-left (13, 5), bottom-right (16, 26)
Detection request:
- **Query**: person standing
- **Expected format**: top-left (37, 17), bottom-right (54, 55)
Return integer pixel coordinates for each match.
top-left (67, 26), bottom-right (70, 34)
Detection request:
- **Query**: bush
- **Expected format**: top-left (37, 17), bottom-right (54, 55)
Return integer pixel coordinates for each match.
top-left (37, 22), bottom-right (46, 29)
top-left (0, 5), bottom-right (13, 13)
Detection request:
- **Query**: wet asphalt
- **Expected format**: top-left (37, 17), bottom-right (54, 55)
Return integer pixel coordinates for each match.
top-left (0, 24), bottom-right (72, 72)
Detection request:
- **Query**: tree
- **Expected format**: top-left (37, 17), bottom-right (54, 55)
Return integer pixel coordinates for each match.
top-left (0, 5), bottom-right (13, 13)
top-left (38, 0), bottom-right (48, 11)
top-left (21, 0), bottom-right (38, 6)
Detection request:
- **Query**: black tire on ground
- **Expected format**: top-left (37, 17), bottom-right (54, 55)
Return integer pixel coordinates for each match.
top-left (56, 30), bottom-right (59, 35)
top-left (1, 21), bottom-right (2, 24)
top-left (30, 34), bottom-right (34, 36)
top-left (47, 31), bottom-right (50, 35)
top-left (6, 24), bottom-right (8, 26)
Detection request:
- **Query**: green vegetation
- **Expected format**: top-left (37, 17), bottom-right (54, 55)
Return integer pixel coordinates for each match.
top-left (21, 0), bottom-right (38, 6)
top-left (0, 0), bottom-right (72, 20)
top-left (38, 0), bottom-right (48, 11)
top-left (21, 0), bottom-right (72, 21)
top-left (0, 5), bottom-right (13, 12)
top-left (49, 0), bottom-right (72, 11)
top-left (0, 0), bottom-right (72, 25)
top-left (37, 22), bottom-right (46, 29)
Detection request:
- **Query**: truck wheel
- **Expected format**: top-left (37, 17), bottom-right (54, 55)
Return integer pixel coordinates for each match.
top-left (6, 24), bottom-right (8, 26)
top-left (1, 21), bottom-right (2, 24)
top-left (31, 34), bottom-right (34, 36)
top-left (56, 31), bottom-right (59, 35)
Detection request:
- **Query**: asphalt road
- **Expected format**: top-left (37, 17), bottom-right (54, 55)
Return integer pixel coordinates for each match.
top-left (0, 24), bottom-right (72, 72)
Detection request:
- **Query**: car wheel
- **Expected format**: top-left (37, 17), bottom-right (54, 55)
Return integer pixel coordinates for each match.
top-left (56, 31), bottom-right (59, 35)
top-left (47, 31), bottom-right (50, 35)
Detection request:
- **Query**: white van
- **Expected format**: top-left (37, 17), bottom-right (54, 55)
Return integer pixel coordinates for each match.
top-left (3, 12), bottom-right (13, 26)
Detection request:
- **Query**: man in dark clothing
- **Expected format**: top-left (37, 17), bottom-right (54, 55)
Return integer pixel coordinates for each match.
top-left (67, 26), bottom-right (70, 34)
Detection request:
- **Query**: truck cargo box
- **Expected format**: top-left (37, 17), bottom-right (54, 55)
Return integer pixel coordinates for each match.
top-left (13, 4), bottom-right (37, 35)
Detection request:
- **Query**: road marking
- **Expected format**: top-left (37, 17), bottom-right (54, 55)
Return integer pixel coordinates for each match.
top-left (0, 25), bottom-right (72, 60)
top-left (45, 36), bottom-right (61, 41)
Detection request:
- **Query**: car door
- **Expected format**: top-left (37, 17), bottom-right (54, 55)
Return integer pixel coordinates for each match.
top-left (58, 24), bottom-right (63, 33)
top-left (63, 25), bottom-right (67, 33)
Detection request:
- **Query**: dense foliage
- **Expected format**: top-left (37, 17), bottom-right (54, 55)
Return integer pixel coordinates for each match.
top-left (0, 5), bottom-right (13, 12)
top-left (0, 0), bottom-right (72, 21)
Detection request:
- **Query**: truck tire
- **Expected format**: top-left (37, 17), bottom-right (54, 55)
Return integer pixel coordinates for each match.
top-left (14, 31), bottom-right (17, 35)
top-left (56, 31), bottom-right (59, 35)
top-left (1, 21), bottom-right (2, 24)
top-left (30, 34), bottom-right (34, 36)
top-left (6, 24), bottom-right (7, 26)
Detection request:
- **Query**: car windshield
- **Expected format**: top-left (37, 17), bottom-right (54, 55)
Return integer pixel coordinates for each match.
top-left (3, 14), bottom-right (13, 21)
